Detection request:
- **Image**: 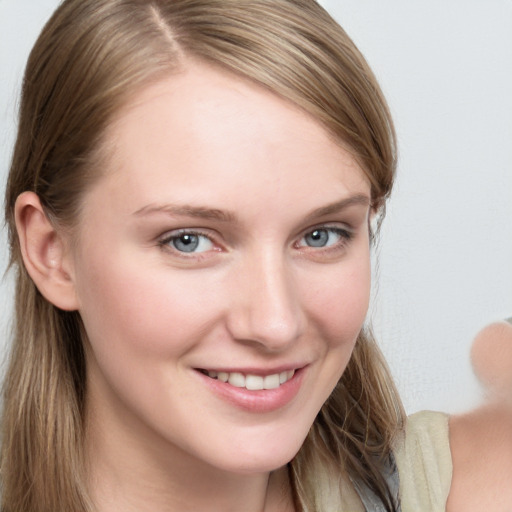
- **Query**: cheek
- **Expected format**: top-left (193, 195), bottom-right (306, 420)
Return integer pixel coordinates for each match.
top-left (303, 253), bottom-right (371, 346)
top-left (74, 255), bottom-right (215, 424)
top-left (74, 246), bottom-right (237, 380)
top-left (76, 260), bottom-right (201, 358)
top-left (289, 254), bottom-right (371, 431)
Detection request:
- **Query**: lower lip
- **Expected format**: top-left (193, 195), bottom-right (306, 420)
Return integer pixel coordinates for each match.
top-left (195, 368), bottom-right (305, 413)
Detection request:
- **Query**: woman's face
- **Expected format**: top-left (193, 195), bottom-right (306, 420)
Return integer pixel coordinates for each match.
top-left (71, 62), bottom-right (372, 474)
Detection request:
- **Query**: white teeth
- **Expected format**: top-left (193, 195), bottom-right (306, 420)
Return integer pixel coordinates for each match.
top-left (228, 372), bottom-right (245, 388)
top-left (206, 369), bottom-right (295, 390)
top-left (263, 374), bottom-right (280, 389)
top-left (245, 375), bottom-right (264, 390)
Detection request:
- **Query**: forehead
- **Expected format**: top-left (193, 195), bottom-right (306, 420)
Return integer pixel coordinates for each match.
top-left (90, 62), bottom-right (369, 219)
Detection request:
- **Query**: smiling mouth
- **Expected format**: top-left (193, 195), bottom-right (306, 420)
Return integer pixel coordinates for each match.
top-left (198, 369), bottom-right (296, 391)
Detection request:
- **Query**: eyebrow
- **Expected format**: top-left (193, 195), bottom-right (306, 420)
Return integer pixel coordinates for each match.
top-left (132, 194), bottom-right (370, 223)
top-left (301, 194), bottom-right (371, 223)
top-left (133, 203), bottom-right (236, 222)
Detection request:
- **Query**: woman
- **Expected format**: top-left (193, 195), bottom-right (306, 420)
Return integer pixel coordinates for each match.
top-left (1, 1), bottom-right (451, 511)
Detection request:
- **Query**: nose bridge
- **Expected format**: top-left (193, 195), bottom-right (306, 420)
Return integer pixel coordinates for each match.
top-left (228, 247), bottom-right (304, 350)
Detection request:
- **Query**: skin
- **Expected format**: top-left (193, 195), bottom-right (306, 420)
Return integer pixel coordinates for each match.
top-left (447, 322), bottom-right (512, 511)
top-left (17, 62), bottom-right (373, 512)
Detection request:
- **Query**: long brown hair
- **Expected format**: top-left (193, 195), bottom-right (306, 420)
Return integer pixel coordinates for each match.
top-left (2, 1), bottom-right (404, 511)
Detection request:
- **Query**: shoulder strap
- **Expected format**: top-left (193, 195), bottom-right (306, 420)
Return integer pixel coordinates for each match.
top-left (352, 453), bottom-right (401, 512)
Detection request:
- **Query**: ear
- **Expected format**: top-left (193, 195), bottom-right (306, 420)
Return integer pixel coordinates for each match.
top-left (15, 191), bottom-right (79, 311)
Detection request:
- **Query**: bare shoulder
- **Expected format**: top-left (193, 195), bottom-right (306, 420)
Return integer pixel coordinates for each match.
top-left (447, 406), bottom-right (512, 512)
top-left (448, 320), bottom-right (512, 511)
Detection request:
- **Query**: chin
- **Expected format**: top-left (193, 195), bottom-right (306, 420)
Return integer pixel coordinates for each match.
top-left (206, 427), bottom-right (309, 475)
top-left (219, 453), bottom-right (297, 476)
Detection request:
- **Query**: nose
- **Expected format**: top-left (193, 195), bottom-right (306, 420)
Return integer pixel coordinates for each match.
top-left (226, 251), bottom-right (305, 352)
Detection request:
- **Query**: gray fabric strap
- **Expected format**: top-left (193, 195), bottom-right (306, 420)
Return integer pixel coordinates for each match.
top-left (352, 453), bottom-right (401, 512)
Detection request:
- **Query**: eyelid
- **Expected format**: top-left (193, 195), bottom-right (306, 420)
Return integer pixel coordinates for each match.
top-left (298, 222), bottom-right (354, 240)
top-left (159, 227), bottom-right (212, 242)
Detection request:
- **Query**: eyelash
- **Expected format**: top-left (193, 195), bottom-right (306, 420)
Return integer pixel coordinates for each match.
top-left (158, 225), bottom-right (353, 258)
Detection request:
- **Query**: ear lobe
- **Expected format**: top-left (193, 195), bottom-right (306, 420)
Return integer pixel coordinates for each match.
top-left (15, 191), bottom-right (79, 311)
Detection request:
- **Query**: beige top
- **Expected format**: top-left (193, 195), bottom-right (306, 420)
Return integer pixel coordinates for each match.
top-left (328, 410), bottom-right (452, 511)
top-left (395, 410), bottom-right (453, 512)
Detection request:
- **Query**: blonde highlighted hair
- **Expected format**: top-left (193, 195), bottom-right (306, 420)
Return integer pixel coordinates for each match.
top-left (2, 1), bottom-right (404, 511)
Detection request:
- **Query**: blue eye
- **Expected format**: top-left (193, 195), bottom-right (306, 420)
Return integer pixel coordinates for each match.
top-left (299, 227), bottom-right (350, 248)
top-left (162, 232), bottom-right (214, 253)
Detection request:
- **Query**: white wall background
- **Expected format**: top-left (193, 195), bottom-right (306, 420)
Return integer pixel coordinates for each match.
top-left (1, 1), bottom-right (511, 414)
